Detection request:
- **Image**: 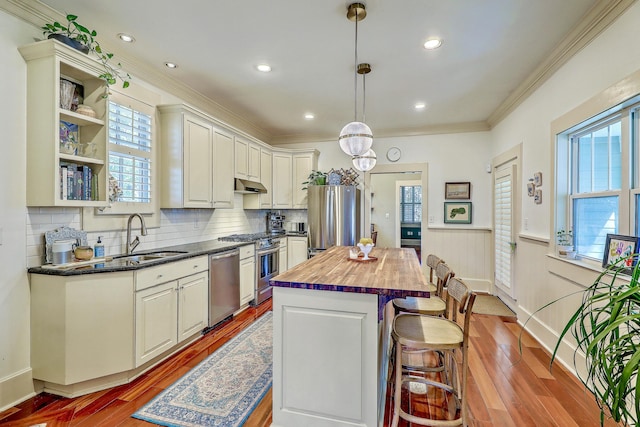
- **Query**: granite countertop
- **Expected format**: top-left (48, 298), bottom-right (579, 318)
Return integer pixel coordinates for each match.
top-left (28, 239), bottom-right (251, 276)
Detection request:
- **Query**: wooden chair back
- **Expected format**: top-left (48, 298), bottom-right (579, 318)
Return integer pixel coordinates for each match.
top-left (425, 254), bottom-right (443, 283)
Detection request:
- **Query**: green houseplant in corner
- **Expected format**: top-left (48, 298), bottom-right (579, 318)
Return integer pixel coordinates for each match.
top-left (523, 254), bottom-right (640, 426)
top-left (42, 14), bottom-right (131, 96)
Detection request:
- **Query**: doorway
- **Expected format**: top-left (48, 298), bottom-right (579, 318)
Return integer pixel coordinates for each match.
top-left (364, 163), bottom-right (428, 272)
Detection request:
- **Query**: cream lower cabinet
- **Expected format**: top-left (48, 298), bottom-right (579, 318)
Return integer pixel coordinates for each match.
top-left (239, 244), bottom-right (256, 305)
top-left (30, 272), bottom-right (135, 389)
top-left (135, 256), bottom-right (209, 367)
top-left (287, 236), bottom-right (308, 269)
top-left (279, 237), bottom-right (288, 274)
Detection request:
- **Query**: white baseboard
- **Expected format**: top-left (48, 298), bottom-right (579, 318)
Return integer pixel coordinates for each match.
top-left (0, 367), bottom-right (35, 412)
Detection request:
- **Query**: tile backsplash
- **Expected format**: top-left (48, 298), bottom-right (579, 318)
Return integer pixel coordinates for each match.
top-left (26, 194), bottom-right (307, 267)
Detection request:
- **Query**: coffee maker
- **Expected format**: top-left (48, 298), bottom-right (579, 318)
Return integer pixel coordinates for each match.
top-left (267, 212), bottom-right (286, 235)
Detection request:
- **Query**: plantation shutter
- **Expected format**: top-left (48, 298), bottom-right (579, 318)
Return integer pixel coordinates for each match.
top-left (494, 165), bottom-right (515, 297)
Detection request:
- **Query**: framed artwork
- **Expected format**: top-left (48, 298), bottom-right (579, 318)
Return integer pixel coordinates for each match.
top-left (445, 182), bottom-right (471, 199)
top-left (534, 189), bottom-right (542, 204)
top-left (444, 202), bottom-right (472, 224)
top-left (534, 172), bottom-right (542, 186)
top-left (527, 182), bottom-right (535, 197)
top-left (602, 233), bottom-right (640, 274)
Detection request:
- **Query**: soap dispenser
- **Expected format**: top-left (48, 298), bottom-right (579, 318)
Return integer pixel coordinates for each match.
top-left (94, 236), bottom-right (105, 258)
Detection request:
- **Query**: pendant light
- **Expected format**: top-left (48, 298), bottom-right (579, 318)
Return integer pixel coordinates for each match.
top-left (339, 3), bottom-right (374, 158)
top-left (352, 62), bottom-right (377, 171)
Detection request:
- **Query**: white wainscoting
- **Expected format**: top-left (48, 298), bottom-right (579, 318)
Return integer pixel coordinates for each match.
top-left (423, 227), bottom-right (492, 293)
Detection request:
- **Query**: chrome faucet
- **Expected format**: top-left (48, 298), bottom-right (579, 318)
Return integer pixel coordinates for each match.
top-left (126, 213), bottom-right (148, 254)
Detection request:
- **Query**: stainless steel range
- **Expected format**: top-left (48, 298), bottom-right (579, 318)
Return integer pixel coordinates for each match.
top-left (218, 233), bottom-right (280, 305)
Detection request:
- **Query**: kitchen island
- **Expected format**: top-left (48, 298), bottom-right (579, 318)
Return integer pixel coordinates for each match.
top-left (270, 246), bottom-right (429, 427)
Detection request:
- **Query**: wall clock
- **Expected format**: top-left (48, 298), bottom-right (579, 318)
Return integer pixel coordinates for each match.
top-left (386, 147), bottom-right (401, 162)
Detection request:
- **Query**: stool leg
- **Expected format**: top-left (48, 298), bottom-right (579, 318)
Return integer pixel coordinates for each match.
top-left (391, 341), bottom-right (403, 427)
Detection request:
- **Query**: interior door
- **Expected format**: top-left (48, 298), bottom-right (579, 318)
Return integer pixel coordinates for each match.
top-left (494, 163), bottom-right (516, 298)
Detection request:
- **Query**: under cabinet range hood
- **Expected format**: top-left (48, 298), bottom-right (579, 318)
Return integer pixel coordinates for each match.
top-left (234, 178), bottom-right (267, 194)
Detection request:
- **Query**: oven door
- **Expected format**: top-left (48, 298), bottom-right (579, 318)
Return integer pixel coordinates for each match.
top-left (254, 246), bottom-right (279, 305)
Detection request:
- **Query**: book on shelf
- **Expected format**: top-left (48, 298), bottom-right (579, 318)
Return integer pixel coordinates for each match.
top-left (59, 161), bottom-right (94, 201)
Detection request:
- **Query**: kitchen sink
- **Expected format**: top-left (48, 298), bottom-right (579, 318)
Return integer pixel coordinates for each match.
top-left (113, 250), bottom-right (188, 263)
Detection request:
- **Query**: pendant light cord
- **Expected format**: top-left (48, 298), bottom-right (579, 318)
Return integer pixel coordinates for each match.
top-left (354, 8), bottom-right (359, 122)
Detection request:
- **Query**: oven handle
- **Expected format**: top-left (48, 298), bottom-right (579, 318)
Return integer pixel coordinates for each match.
top-left (257, 246), bottom-right (279, 256)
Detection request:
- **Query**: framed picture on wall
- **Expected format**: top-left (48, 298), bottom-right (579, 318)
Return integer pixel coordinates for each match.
top-left (602, 233), bottom-right (640, 274)
top-left (445, 182), bottom-right (471, 199)
top-left (444, 202), bottom-right (472, 224)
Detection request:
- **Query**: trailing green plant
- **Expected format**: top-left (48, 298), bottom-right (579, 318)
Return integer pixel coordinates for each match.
top-left (302, 170), bottom-right (327, 189)
top-left (42, 14), bottom-right (130, 97)
top-left (521, 254), bottom-right (640, 425)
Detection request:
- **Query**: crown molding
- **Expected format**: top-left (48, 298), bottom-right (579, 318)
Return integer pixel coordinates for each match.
top-left (272, 121), bottom-right (491, 145)
top-left (487, 0), bottom-right (636, 128)
top-left (1, 0), bottom-right (274, 144)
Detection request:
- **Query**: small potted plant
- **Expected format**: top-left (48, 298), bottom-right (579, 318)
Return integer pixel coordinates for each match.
top-left (42, 14), bottom-right (130, 96)
top-left (302, 170), bottom-right (327, 189)
top-left (556, 229), bottom-right (574, 258)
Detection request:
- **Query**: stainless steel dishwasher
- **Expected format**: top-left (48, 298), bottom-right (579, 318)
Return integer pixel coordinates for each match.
top-left (208, 249), bottom-right (240, 327)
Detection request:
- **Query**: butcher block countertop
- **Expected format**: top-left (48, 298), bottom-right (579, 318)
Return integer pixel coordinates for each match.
top-left (271, 246), bottom-right (429, 318)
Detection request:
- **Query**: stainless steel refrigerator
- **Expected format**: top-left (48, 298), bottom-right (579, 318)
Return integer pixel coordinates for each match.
top-left (308, 185), bottom-right (360, 256)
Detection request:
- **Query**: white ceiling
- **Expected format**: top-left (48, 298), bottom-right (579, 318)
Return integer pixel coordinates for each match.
top-left (34, 0), bottom-right (602, 144)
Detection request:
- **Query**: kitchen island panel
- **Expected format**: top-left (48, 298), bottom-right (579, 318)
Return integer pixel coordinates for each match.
top-left (273, 287), bottom-right (378, 427)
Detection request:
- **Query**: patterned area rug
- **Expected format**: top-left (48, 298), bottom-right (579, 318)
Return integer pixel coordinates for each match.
top-left (132, 312), bottom-right (272, 427)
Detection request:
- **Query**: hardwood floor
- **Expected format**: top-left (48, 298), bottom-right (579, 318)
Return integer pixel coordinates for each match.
top-left (0, 300), bottom-right (619, 426)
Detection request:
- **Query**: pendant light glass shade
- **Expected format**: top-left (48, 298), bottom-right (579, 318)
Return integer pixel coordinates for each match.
top-left (352, 148), bottom-right (377, 171)
top-left (339, 121), bottom-right (373, 156)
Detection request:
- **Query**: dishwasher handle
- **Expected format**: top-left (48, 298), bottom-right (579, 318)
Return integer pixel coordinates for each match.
top-left (210, 249), bottom-right (239, 261)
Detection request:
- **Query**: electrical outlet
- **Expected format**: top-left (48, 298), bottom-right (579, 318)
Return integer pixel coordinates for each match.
top-left (524, 218), bottom-right (528, 230)
top-left (385, 213), bottom-right (390, 219)
top-left (428, 216), bottom-right (435, 224)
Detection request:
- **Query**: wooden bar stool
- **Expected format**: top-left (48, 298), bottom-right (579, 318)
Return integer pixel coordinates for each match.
top-left (390, 277), bottom-right (476, 427)
top-left (392, 262), bottom-right (453, 317)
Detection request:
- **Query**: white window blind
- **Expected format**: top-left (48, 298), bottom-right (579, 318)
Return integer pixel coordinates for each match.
top-left (108, 101), bottom-right (152, 204)
top-left (494, 167), bottom-right (514, 296)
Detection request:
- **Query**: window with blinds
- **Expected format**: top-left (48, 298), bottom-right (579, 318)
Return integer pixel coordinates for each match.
top-left (400, 186), bottom-right (422, 223)
top-left (494, 168), bottom-right (513, 295)
top-left (108, 101), bottom-right (152, 204)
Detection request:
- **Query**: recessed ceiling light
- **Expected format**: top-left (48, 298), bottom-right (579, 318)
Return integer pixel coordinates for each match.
top-left (117, 33), bottom-right (135, 43)
top-left (164, 62), bottom-right (178, 69)
top-left (304, 113), bottom-right (315, 120)
top-left (256, 64), bottom-right (272, 72)
top-left (423, 38), bottom-right (442, 50)
top-left (414, 102), bottom-right (427, 110)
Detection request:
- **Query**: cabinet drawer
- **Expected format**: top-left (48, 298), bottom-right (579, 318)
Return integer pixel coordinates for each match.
top-left (240, 244), bottom-right (255, 260)
top-left (135, 255), bottom-right (208, 291)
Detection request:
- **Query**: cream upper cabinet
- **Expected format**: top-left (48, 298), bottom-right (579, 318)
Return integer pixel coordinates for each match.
top-left (234, 137), bottom-right (248, 179)
top-left (272, 152), bottom-right (293, 209)
top-left (213, 129), bottom-right (234, 208)
top-left (243, 146), bottom-right (273, 210)
top-left (292, 150), bottom-right (319, 208)
top-left (19, 39), bottom-right (109, 208)
top-left (248, 143), bottom-right (261, 181)
top-left (183, 114), bottom-right (214, 207)
top-left (259, 148), bottom-right (273, 209)
top-left (287, 236), bottom-right (309, 269)
top-left (159, 104), bottom-right (233, 209)
top-left (235, 138), bottom-right (260, 181)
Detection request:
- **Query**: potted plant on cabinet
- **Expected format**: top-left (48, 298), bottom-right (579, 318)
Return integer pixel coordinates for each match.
top-left (302, 170), bottom-right (327, 189)
top-left (42, 14), bottom-right (130, 95)
top-left (556, 229), bottom-right (575, 258)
